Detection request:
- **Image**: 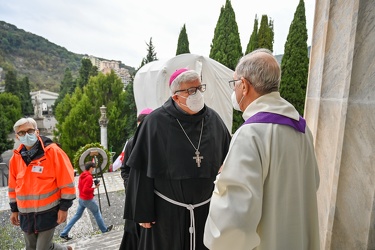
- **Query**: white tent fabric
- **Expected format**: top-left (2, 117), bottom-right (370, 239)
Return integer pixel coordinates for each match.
top-left (133, 53), bottom-right (234, 132)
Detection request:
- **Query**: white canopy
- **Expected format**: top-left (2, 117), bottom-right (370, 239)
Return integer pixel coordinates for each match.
top-left (133, 53), bottom-right (234, 132)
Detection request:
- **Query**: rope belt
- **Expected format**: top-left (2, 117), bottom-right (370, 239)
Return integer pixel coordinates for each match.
top-left (154, 190), bottom-right (211, 250)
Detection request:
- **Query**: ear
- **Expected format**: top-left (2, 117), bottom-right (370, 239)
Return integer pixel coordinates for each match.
top-left (172, 94), bottom-right (179, 102)
top-left (241, 78), bottom-right (250, 95)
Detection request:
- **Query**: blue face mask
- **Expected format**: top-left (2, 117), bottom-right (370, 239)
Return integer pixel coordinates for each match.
top-left (19, 133), bottom-right (38, 147)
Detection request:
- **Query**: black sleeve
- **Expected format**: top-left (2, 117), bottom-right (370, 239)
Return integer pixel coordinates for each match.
top-left (9, 202), bottom-right (19, 212)
top-left (59, 199), bottom-right (74, 211)
top-left (120, 138), bottom-right (134, 189)
top-left (124, 167), bottom-right (155, 223)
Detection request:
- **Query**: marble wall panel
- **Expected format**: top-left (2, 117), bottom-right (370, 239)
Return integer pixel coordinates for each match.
top-left (305, 0), bottom-right (375, 249)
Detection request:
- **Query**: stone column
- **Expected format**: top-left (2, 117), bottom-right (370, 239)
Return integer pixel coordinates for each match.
top-left (305, 0), bottom-right (375, 249)
top-left (98, 105), bottom-right (108, 150)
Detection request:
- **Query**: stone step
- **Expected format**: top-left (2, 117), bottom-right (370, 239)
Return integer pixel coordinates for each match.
top-left (61, 230), bottom-right (123, 250)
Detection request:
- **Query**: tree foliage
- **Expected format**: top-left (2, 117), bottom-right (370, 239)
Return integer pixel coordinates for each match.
top-left (54, 87), bottom-right (83, 143)
top-left (0, 92), bottom-right (22, 153)
top-left (209, 0), bottom-right (242, 71)
top-left (122, 78), bottom-right (137, 141)
top-left (0, 92), bottom-right (22, 131)
top-left (19, 77), bottom-right (34, 116)
top-left (209, 0), bottom-right (243, 133)
top-left (0, 113), bottom-right (14, 155)
top-left (176, 24), bottom-right (190, 55)
top-left (140, 37), bottom-right (158, 70)
top-left (258, 15), bottom-right (274, 52)
top-left (76, 59), bottom-right (98, 89)
top-left (4, 69), bottom-right (19, 93)
top-left (4, 69), bottom-right (33, 116)
top-left (246, 15), bottom-right (259, 54)
top-left (53, 68), bottom-right (75, 114)
top-left (55, 71), bottom-right (128, 161)
top-left (280, 0), bottom-right (309, 115)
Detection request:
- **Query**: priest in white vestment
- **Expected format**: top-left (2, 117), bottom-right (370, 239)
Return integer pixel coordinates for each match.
top-left (204, 49), bottom-right (320, 250)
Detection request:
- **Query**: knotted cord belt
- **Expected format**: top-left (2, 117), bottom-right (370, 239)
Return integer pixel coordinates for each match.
top-left (154, 190), bottom-right (211, 250)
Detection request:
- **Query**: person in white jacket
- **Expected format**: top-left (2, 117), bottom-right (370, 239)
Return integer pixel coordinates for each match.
top-left (204, 48), bottom-right (320, 250)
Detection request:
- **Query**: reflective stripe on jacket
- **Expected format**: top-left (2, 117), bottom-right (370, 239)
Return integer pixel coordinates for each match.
top-left (8, 137), bottom-right (76, 213)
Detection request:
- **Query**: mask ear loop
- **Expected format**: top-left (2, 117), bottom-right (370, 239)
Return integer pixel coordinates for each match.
top-left (238, 95), bottom-right (245, 107)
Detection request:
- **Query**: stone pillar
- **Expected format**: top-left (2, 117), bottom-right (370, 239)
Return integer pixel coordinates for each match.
top-left (98, 105), bottom-right (108, 149)
top-left (305, 0), bottom-right (375, 249)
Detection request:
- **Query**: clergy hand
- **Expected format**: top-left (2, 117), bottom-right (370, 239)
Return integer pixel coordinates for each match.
top-left (139, 222), bottom-right (156, 228)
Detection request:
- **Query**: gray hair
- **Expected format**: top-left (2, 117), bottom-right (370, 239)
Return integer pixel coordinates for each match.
top-left (235, 48), bottom-right (280, 95)
top-left (169, 70), bottom-right (201, 94)
top-left (13, 117), bottom-right (38, 132)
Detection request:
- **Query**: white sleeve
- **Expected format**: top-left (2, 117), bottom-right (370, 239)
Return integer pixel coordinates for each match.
top-left (204, 126), bottom-right (265, 250)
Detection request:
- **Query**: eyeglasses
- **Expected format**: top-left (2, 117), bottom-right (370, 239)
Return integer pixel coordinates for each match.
top-left (228, 79), bottom-right (242, 90)
top-left (17, 129), bottom-right (36, 136)
top-left (174, 84), bottom-right (206, 95)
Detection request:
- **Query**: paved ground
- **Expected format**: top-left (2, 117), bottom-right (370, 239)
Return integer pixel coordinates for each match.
top-left (0, 171), bottom-right (127, 250)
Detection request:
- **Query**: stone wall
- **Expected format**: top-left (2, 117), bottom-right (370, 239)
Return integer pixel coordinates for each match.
top-left (305, 0), bottom-right (375, 249)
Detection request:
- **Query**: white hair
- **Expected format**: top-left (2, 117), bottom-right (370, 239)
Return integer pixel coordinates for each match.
top-left (169, 70), bottom-right (201, 94)
top-left (13, 117), bottom-right (38, 132)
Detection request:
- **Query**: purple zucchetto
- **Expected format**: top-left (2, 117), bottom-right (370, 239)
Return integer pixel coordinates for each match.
top-left (169, 68), bottom-right (189, 86)
top-left (139, 108), bottom-right (153, 115)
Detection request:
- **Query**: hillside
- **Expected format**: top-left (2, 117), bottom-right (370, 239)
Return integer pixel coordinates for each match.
top-left (0, 21), bottom-right (134, 92)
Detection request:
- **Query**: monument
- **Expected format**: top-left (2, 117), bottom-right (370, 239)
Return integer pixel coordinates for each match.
top-left (33, 94), bottom-right (45, 132)
top-left (305, 0), bottom-right (375, 249)
top-left (98, 105), bottom-right (108, 149)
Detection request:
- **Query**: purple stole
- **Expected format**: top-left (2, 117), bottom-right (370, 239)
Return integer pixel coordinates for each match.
top-left (243, 112), bottom-right (306, 133)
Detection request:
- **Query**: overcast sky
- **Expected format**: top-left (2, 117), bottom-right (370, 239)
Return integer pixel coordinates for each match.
top-left (0, 0), bottom-right (315, 68)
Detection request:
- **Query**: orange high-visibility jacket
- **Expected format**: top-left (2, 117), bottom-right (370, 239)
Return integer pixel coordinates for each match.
top-left (8, 137), bottom-right (76, 213)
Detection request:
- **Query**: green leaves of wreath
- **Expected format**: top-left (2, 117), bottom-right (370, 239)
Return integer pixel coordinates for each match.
top-left (73, 142), bottom-right (111, 174)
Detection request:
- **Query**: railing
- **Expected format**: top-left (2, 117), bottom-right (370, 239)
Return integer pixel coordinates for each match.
top-left (0, 163), bottom-right (9, 187)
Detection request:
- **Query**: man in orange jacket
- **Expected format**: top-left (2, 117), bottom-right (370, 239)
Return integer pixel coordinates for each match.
top-left (9, 117), bottom-right (76, 250)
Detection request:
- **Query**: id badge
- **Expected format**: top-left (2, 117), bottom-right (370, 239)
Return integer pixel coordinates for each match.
top-left (32, 166), bottom-right (44, 173)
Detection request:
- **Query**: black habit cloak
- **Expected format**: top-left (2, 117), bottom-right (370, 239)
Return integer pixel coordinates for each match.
top-left (124, 97), bottom-right (231, 250)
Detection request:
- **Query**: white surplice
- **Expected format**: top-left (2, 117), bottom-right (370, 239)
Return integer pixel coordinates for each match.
top-left (204, 92), bottom-right (320, 250)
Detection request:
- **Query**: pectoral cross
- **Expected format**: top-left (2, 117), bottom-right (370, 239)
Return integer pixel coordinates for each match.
top-left (193, 150), bottom-right (204, 167)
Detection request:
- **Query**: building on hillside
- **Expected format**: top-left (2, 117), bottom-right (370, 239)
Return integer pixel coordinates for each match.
top-left (30, 90), bottom-right (58, 116)
top-left (84, 55), bottom-right (132, 89)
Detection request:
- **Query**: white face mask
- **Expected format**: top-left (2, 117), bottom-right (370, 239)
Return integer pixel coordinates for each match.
top-left (19, 133), bottom-right (38, 147)
top-left (178, 91), bottom-right (205, 113)
top-left (231, 91), bottom-right (244, 112)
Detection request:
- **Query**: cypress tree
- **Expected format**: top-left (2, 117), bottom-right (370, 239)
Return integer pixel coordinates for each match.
top-left (246, 15), bottom-right (259, 54)
top-left (54, 68), bottom-right (75, 114)
top-left (140, 37), bottom-right (158, 69)
top-left (209, 0), bottom-right (243, 133)
top-left (279, 0), bottom-right (309, 115)
top-left (4, 69), bottom-right (19, 94)
top-left (209, 0), bottom-right (242, 70)
top-left (19, 77), bottom-right (34, 116)
top-left (258, 15), bottom-right (274, 51)
top-left (76, 59), bottom-right (97, 89)
top-left (176, 24), bottom-right (190, 55)
top-left (4, 70), bottom-right (33, 116)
